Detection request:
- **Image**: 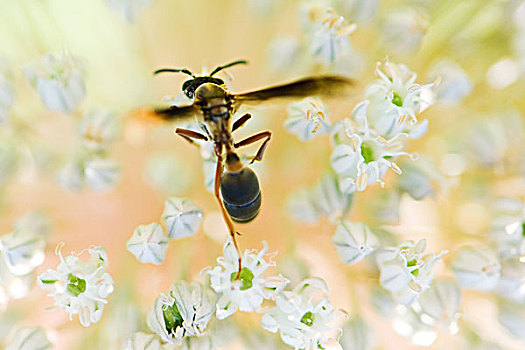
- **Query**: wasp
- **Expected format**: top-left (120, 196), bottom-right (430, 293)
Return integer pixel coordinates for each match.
top-left (149, 59), bottom-right (353, 274)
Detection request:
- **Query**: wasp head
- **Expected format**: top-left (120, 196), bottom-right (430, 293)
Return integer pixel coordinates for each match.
top-left (182, 77), bottom-right (225, 99)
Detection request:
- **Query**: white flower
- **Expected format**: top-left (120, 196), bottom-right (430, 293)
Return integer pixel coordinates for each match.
top-left (370, 284), bottom-right (396, 317)
top-left (498, 299), bottom-right (525, 339)
top-left (127, 223), bottom-right (169, 265)
top-left (380, 9), bottom-right (428, 55)
top-left (466, 118), bottom-right (507, 166)
top-left (490, 198), bottom-right (525, 259)
top-left (176, 336), bottom-right (215, 350)
top-left (261, 278), bottom-right (339, 350)
top-left (125, 332), bottom-right (163, 350)
top-left (308, 9), bottom-right (356, 66)
top-left (37, 244), bottom-right (114, 327)
top-left (332, 221), bottom-right (379, 265)
top-left (397, 157), bottom-right (442, 200)
top-left (105, 0), bottom-right (154, 21)
top-left (207, 238), bottom-right (288, 319)
top-left (0, 212), bottom-right (47, 277)
top-left (0, 255), bottom-right (33, 310)
top-left (161, 198), bottom-right (203, 239)
top-left (496, 256), bottom-right (525, 304)
top-left (287, 172), bottom-right (352, 224)
top-left (464, 112), bottom-right (525, 168)
top-left (84, 157), bottom-right (121, 191)
top-left (339, 316), bottom-right (376, 350)
top-left (57, 159), bottom-right (84, 191)
top-left (203, 156), bottom-right (217, 193)
top-left (285, 97), bottom-right (331, 142)
top-left (361, 61), bottom-right (436, 140)
top-left (5, 327), bottom-right (52, 350)
top-left (57, 156), bottom-right (120, 192)
top-left (147, 281), bottom-right (215, 344)
top-left (416, 278), bottom-right (461, 334)
top-left (287, 188), bottom-right (320, 224)
top-left (24, 53), bottom-right (85, 114)
top-left (0, 228), bottom-right (45, 276)
top-left (451, 246), bottom-right (501, 292)
top-left (330, 118), bottom-right (415, 192)
top-left (391, 304), bottom-right (437, 346)
top-left (78, 109), bottom-right (121, 152)
top-left (428, 59), bottom-right (472, 105)
top-left (377, 239), bottom-right (446, 306)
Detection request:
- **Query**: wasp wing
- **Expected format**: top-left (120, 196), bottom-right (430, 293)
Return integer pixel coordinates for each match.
top-left (234, 76), bottom-right (354, 105)
top-left (134, 104), bottom-right (197, 124)
top-left (153, 104), bottom-right (196, 120)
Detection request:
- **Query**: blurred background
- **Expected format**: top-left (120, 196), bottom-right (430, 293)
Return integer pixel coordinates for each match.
top-left (1, 0), bottom-right (525, 349)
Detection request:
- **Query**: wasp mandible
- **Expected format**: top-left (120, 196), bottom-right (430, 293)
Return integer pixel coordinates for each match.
top-left (149, 59), bottom-right (353, 275)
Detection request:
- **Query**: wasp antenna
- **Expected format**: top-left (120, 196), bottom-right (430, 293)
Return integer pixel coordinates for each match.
top-left (209, 59), bottom-right (248, 77)
top-left (153, 68), bottom-right (195, 77)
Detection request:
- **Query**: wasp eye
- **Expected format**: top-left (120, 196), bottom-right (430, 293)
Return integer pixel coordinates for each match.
top-left (182, 80), bottom-right (195, 98)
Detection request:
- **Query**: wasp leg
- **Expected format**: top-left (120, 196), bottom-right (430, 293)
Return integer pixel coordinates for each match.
top-left (175, 128), bottom-right (208, 146)
top-left (234, 131), bottom-right (272, 163)
top-left (232, 113), bottom-right (252, 132)
top-left (214, 148), bottom-right (243, 279)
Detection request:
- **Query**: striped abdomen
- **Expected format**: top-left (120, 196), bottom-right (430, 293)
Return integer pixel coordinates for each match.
top-left (220, 167), bottom-right (261, 223)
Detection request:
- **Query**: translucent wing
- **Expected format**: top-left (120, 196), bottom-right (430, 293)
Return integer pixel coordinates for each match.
top-left (153, 104), bottom-right (196, 120)
top-left (132, 104), bottom-right (197, 126)
top-left (234, 76), bottom-right (355, 105)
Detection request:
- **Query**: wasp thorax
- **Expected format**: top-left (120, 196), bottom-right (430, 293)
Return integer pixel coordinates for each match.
top-left (195, 83), bottom-right (228, 102)
top-left (225, 152), bottom-right (243, 172)
top-left (220, 156), bottom-right (261, 223)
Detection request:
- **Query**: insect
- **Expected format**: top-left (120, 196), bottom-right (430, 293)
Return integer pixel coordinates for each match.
top-left (149, 59), bottom-right (353, 274)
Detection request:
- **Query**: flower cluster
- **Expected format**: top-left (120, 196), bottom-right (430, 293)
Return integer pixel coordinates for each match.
top-left (450, 197), bottom-right (525, 339)
top-left (23, 53), bottom-right (122, 192)
top-left (307, 8), bottom-right (357, 66)
top-left (38, 244), bottom-right (114, 327)
top-left (376, 239), bottom-right (446, 306)
top-left (331, 60), bottom-right (436, 192)
top-left (127, 197), bottom-right (203, 265)
top-left (57, 109), bottom-right (122, 192)
top-left (261, 278), bottom-right (339, 349)
top-left (332, 221), bottom-right (379, 265)
top-left (147, 281), bottom-right (215, 344)
top-left (284, 97), bottom-right (331, 142)
top-left (0, 213), bottom-right (48, 311)
top-left (287, 172), bottom-right (353, 224)
top-left (5, 326), bottom-right (53, 350)
top-left (207, 238), bottom-right (289, 319)
top-left (268, 6), bottom-right (358, 74)
top-left (24, 53), bottom-right (85, 114)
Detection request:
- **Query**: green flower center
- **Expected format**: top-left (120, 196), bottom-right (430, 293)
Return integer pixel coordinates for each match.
top-left (300, 311), bottom-right (315, 327)
top-left (231, 267), bottom-right (254, 290)
top-left (163, 302), bottom-right (184, 334)
top-left (407, 259), bottom-right (420, 276)
top-left (360, 142), bottom-right (375, 164)
top-left (392, 92), bottom-right (403, 107)
top-left (41, 279), bottom-right (57, 284)
top-left (67, 274), bottom-right (86, 297)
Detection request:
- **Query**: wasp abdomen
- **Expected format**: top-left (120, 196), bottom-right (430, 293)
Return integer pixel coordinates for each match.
top-left (220, 167), bottom-right (261, 223)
